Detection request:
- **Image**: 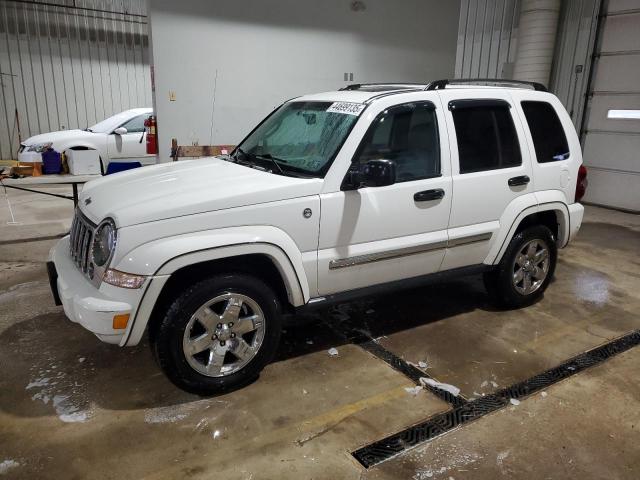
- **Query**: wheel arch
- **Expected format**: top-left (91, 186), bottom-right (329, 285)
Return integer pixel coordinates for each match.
top-left (146, 252), bottom-right (296, 346)
top-left (120, 232), bottom-right (310, 347)
top-left (487, 202), bottom-right (570, 266)
top-left (159, 245), bottom-right (303, 305)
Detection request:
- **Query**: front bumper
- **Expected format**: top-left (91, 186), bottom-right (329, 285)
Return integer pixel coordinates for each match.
top-left (49, 236), bottom-right (136, 345)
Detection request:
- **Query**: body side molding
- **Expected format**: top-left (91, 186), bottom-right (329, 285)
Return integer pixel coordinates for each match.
top-left (329, 233), bottom-right (492, 270)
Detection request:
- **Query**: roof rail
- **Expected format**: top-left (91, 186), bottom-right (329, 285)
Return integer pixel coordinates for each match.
top-left (425, 78), bottom-right (548, 92)
top-left (340, 83), bottom-right (429, 92)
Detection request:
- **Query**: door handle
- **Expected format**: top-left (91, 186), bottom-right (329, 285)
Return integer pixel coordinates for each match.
top-left (508, 175), bottom-right (530, 187)
top-left (414, 189), bottom-right (445, 202)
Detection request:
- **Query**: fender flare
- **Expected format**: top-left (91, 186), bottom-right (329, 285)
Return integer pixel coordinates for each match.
top-left (117, 226), bottom-right (310, 346)
top-left (156, 241), bottom-right (307, 304)
top-left (486, 201), bottom-right (570, 265)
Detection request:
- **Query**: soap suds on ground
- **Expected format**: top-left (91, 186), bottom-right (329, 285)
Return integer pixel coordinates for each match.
top-left (405, 385), bottom-right (423, 396)
top-left (144, 399), bottom-right (229, 425)
top-left (26, 363), bottom-right (94, 423)
top-left (0, 459), bottom-right (20, 475)
top-left (411, 443), bottom-right (483, 479)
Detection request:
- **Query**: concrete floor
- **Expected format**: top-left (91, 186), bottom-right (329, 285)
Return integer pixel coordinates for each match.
top-left (0, 186), bottom-right (639, 479)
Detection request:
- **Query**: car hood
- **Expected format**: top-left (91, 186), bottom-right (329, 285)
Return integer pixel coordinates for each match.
top-left (79, 158), bottom-right (323, 227)
top-left (23, 129), bottom-right (96, 147)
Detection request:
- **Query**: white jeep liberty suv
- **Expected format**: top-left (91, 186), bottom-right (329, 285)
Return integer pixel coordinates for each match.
top-left (48, 79), bottom-right (587, 394)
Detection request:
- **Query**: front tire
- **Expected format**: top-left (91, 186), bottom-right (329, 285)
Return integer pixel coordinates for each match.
top-left (484, 225), bottom-right (557, 309)
top-left (152, 273), bottom-right (282, 395)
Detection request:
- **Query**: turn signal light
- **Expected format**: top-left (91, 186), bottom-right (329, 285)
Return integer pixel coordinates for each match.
top-left (112, 314), bottom-right (130, 330)
top-left (103, 269), bottom-right (146, 289)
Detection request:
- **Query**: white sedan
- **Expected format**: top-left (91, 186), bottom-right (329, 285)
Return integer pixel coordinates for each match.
top-left (18, 108), bottom-right (154, 173)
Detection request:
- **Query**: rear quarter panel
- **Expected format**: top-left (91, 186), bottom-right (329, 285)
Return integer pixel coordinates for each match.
top-left (509, 90), bottom-right (583, 205)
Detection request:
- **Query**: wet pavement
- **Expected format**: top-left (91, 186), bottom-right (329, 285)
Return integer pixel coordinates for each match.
top-left (0, 187), bottom-right (639, 479)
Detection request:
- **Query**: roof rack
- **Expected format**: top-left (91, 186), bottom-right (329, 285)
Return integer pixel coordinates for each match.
top-left (339, 79), bottom-right (548, 99)
top-left (425, 78), bottom-right (548, 92)
top-left (340, 83), bottom-right (428, 92)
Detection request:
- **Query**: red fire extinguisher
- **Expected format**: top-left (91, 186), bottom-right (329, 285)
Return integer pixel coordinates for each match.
top-left (144, 115), bottom-right (158, 155)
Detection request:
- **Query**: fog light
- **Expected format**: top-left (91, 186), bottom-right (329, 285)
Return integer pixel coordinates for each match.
top-left (103, 269), bottom-right (146, 289)
top-left (112, 313), bottom-right (130, 330)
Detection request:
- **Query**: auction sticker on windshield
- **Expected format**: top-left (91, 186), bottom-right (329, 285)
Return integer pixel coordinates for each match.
top-left (327, 102), bottom-right (366, 116)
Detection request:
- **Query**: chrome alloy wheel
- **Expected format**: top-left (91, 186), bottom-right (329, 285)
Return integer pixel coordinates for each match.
top-left (182, 293), bottom-right (265, 377)
top-left (512, 239), bottom-right (550, 296)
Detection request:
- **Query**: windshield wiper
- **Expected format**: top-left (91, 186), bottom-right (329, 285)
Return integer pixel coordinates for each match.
top-left (234, 148), bottom-right (290, 176)
top-left (254, 153), bottom-right (287, 176)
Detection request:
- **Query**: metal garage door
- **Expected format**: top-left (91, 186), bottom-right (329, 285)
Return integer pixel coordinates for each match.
top-left (582, 0), bottom-right (640, 212)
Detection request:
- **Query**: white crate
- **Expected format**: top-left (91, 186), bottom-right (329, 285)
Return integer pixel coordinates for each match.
top-left (67, 149), bottom-right (101, 175)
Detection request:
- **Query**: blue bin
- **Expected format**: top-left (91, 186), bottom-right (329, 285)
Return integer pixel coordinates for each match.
top-left (42, 149), bottom-right (62, 174)
top-left (106, 162), bottom-right (142, 175)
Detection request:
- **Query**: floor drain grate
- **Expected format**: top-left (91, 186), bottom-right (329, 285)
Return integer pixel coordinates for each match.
top-left (357, 339), bottom-right (467, 407)
top-left (352, 329), bottom-right (640, 469)
top-left (324, 318), bottom-right (468, 407)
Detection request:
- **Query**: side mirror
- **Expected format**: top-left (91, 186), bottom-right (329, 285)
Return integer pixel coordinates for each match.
top-left (348, 159), bottom-right (396, 188)
top-left (114, 127), bottom-right (128, 135)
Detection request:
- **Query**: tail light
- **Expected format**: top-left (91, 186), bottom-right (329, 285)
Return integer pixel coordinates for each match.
top-left (144, 115), bottom-right (158, 155)
top-left (575, 165), bottom-right (588, 202)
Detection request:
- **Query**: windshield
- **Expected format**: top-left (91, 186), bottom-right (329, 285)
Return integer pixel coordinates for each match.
top-left (88, 110), bottom-right (151, 133)
top-left (235, 101), bottom-right (362, 176)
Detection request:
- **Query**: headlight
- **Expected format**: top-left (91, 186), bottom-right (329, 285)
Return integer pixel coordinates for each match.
top-left (27, 142), bottom-right (52, 153)
top-left (92, 219), bottom-right (117, 267)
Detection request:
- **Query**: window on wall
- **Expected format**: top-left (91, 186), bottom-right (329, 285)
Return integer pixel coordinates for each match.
top-left (450, 100), bottom-right (521, 174)
top-left (521, 101), bottom-right (570, 163)
top-left (353, 102), bottom-right (440, 182)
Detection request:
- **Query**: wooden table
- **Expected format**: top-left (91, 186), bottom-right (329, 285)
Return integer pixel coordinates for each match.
top-left (0, 174), bottom-right (102, 206)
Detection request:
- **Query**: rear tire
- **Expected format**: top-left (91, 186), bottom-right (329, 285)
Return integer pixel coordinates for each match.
top-left (152, 273), bottom-right (282, 395)
top-left (484, 225), bottom-right (557, 309)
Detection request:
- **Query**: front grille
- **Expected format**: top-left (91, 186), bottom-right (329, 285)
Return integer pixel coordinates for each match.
top-left (69, 211), bottom-right (96, 277)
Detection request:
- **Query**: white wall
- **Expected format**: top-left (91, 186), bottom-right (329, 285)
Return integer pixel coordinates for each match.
top-left (148, 0), bottom-right (461, 162)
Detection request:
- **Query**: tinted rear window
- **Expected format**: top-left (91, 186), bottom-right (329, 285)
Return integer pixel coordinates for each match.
top-left (521, 101), bottom-right (570, 163)
top-left (451, 102), bottom-right (521, 174)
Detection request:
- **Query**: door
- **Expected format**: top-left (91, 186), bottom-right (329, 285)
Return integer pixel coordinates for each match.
top-left (317, 100), bottom-right (452, 296)
top-left (106, 114), bottom-right (155, 166)
top-left (580, 1), bottom-right (640, 211)
top-left (438, 90), bottom-right (534, 270)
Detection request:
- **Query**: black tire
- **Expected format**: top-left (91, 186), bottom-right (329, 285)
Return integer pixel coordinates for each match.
top-left (152, 273), bottom-right (282, 395)
top-left (484, 225), bottom-right (557, 309)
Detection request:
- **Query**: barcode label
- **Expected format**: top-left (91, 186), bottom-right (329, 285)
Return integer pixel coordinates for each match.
top-left (327, 102), bottom-right (366, 116)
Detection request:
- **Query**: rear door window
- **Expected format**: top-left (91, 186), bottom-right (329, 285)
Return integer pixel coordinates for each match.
top-left (450, 100), bottom-right (522, 174)
top-left (521, 101), bottom-right (570, 163)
